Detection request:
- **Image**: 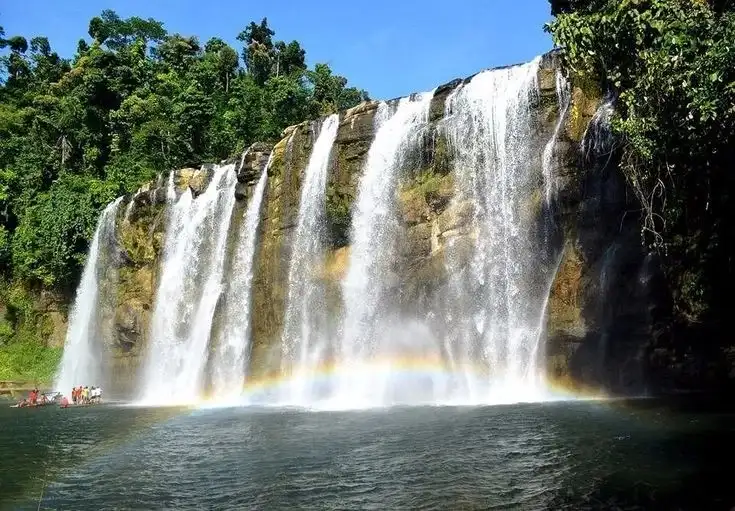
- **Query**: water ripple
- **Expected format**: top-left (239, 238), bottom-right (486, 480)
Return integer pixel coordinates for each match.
top-left (1, 400), bottom-right (734, 510)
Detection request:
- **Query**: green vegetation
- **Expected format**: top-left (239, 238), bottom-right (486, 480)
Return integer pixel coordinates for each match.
top-left (547, 0), bottom-right (735, 322)
top-left (325, 182), bottom-right (353, 248)
top-left (413, 171), bottom-right (445, 197)
top-left (0, 283), bottom-right (62, 382)
top-left (0, 11), bottom-right (367, 290)
top-left (0, 343), bottom-right (62, 382)
top-left (0, 11), bottom-right (368, 379)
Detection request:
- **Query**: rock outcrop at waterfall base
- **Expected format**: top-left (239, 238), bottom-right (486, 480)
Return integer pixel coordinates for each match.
top-left (43, 51), bottom-right (733, 397)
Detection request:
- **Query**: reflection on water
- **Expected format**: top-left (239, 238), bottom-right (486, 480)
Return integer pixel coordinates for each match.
top-left (0, 403), bottom-right (182, 509)
top-left (1, 398), bottom-right (734, 510)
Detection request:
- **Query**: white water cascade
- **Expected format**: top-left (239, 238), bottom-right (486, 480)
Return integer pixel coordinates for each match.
top-left (542, 70), bottom-right (571, 204)
top-left (210, 165), bottom-right (269, 399)
top-left (139, 165), bottom-right (237, 405)
top-left (333, 92), bottom-right (435, 407)
top-left (440, 57), bottom-right (554, 403)
top-left (55, 197), bottom-right (123, 396)
top-left (123, 191), bottom-right (141, 225)
top-left (279, 114), bottom-right (339, 404)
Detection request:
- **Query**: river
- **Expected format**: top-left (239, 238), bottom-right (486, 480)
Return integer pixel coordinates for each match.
top-left (1, 398), bottom-right (733, 510)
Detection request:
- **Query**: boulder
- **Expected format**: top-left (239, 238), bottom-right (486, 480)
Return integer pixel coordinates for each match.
top-left (237, 142), bottom-right (272, 185)
top-left (174, 167), bottom-right (211, 196)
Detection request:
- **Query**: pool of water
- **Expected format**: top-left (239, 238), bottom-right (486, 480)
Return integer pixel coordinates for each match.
top-left (1, 397), bottom-right (734, 510)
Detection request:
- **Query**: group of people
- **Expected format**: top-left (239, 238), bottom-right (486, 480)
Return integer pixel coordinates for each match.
top-left (15, 388), bottom-right (51, 407)
top-left (71, 386), bottom-right (102, 405)
top-left (12, 386), bottom-right (104, 408)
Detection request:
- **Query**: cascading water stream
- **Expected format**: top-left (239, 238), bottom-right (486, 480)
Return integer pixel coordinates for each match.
top-left (210, 164), bottom-right (269, 400)
top-left (441, 58), bottom-right (553, 403)
top-left (55, 197), bottom-right (123, 396)
top-left (139, 165), bottom-right (237, 405)
top-left (279, 114), bottom-right (339, 404)
top-left (334, 92), bottom-right (435, 406)
top-left (542, 70), bottom-right (571, 204)
top-left (582, 97), bottom-right (615, 159)
top-left (123, 191), bottom-right (141, 225)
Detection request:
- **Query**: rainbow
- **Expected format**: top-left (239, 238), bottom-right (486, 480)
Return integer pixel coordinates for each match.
top-left (188, 356), bottom-right (608, 410)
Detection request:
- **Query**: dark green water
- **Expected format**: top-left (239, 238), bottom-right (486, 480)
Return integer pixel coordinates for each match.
top-left (0, 398), bottom-right (733, 510)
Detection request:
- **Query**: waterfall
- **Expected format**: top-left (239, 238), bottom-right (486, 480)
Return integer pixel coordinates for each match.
top-left (440, 57), bottom-right (553, 403)
top-left (582, 97), bottom-right (615, 159)
top-left (57, 55), bottom-right (578, 408)
top-left (139, 165), bottom-right (237, 405)
top-left (335, 92), bottom-right (435, 406)
top-left (542, 70), bottom-right (571, 204)
top-left (123, 191), bottom-right (140, 225)
top-left (55, 197), bottom-right (123, 396)
top-left (279, 114), bottom-right (339, 404)
top-left (210, 165), bottom-right (269, 399)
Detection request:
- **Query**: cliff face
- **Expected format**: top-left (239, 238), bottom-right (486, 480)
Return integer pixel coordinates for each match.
top-left (235, 51), bottom-right (665, 394)
top-left (543, 85), bottom-right (662, 395)
top-left (32, 51), bottom-right (731, 396)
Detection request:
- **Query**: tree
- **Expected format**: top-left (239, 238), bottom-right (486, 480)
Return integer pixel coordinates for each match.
top-left (236, 18), bottom-right (275, 84)
top-left (202, 38), bottom-right (239, 93)
top-left (237, 18), bottom-right (275, 58)
top-left (88, 10), bottom-right (165, 51)
top-left (272, 40), bottom-right (306, 77)
top-left (236, 19), bottom-right (309, 85)
top-left (154, 34), bottom-right (201, 73)
top-left (29, 37), bottom-right (68, 83)
top-left (1, 35), bottom-right (31, 88)
top-left (309, 63), bottom-right (369, 115)
top-left (6, 36), bottom-right (27, 54)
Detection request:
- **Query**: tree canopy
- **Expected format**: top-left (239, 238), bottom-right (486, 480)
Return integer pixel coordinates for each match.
top-left (0, 14), bottom-right (368, 290)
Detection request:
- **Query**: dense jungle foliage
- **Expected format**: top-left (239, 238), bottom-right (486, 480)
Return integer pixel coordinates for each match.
top-left (0, 11), bottom-right (367, 291)
top-left (547, 0), bottom-right (735, 329)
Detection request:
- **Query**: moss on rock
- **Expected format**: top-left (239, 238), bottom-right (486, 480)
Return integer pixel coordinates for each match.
top-left (566, 74), bottom-right (602, 142)
top-left (249, 122), bottom-right (314, 377)
top-left (119, 201), bottom-right (165, 268)
top-left (399, 170), bottom-right (454, 226)
top-left (325, 182), bottom-right (353, 247)
top-left (548, 242), bottom-right (586, 337)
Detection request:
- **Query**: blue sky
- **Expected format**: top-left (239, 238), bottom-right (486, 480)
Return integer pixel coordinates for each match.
top-left (2, 1), bottom-right (554, 100)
